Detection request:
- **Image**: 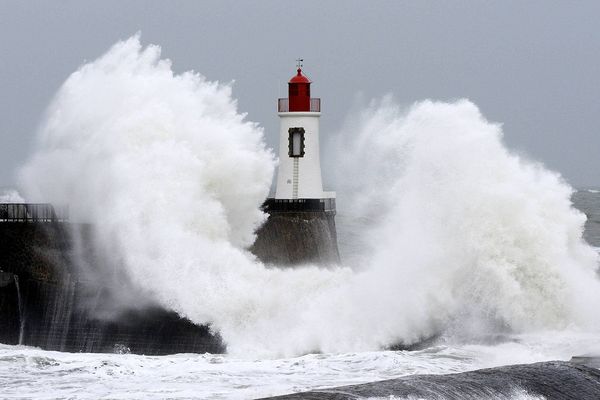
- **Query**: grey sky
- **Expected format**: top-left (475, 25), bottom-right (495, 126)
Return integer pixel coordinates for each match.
top-left (1, 1), bottom-right (599, 188)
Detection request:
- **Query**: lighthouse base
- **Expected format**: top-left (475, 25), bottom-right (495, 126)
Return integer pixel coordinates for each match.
top-left (250, 198), bottom-right (340, 266)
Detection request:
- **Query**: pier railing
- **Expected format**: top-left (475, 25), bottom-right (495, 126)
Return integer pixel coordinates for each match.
top-left (262, 198), bottom-right (335, 213)
top-left (0, 203), bottom-right (69, 222)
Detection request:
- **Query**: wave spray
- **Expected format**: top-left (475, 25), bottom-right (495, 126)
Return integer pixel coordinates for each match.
top-left (19, 36), bottom-right (600, 357)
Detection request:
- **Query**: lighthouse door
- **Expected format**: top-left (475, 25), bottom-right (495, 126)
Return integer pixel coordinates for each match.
top-left (288, 127), bottom-right (305, 157)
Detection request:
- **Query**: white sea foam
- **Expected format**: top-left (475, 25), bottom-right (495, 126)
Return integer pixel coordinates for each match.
top-left (18, 35), bottom-right (600, 357)
top-left (331, 97), bottom-right (600, 342)
top-left (0, 188), bottom-right (24, 203)
top-left (1, 331), bottom-right (597, 399)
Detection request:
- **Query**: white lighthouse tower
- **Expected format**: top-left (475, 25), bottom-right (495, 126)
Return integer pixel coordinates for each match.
top-left (274, 63), bottom-right (335, 204)
top-left (251, 62), bottom-right (339, 265)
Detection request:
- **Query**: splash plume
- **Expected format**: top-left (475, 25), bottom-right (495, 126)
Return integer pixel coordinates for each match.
top-left (19, 35), bottom-right (600, 357)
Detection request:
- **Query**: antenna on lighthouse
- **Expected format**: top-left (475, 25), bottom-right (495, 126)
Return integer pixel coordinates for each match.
top-left (296, 58), bottom-right (304, 69)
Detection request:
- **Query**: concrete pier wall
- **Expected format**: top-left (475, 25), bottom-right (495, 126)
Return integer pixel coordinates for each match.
top-left (0, 222), bottom-right (224, 355)
top-left (251, 211), bottom-right (340, 266)
top-left (0, 272), bottom-right (20, 345)
top-left (0, 203), bottom-right (341, 354)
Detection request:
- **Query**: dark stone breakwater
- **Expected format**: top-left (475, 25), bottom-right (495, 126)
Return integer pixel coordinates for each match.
top-left (260, 360), bottom-right (600, 400)
top-left (0, 203), bottom-right (341, 355)
top-left (251, 210), bottom-right (340, 266)
top-left (0, 271), bottom-right (21, 345)
top-left (0, 222), bottom-right (224, 355)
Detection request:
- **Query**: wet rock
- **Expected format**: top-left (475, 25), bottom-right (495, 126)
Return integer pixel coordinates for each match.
top-left (260, 361), bottom-right (600, 399)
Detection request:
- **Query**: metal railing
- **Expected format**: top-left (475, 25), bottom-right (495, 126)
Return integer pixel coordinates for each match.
top-left (262, 198), bottom-right (336, 213)
top-left (277, 98), bottom-right (321, 113)
top-left (0, 203), bottom-right (69, 222)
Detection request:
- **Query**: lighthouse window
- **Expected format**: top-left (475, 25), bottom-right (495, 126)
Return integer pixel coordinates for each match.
top-left (288, 127), bottom-right (305, 157)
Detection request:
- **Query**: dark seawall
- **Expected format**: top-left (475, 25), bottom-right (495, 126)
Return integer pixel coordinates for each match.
top-left (0, 222), bottom-right (224, 355)
top-left (261, 360), bottom-right (600, 400)
top-left (251, 203), bottom-right (340, 266)
top-left (0, 203), bottom-right (340, 354)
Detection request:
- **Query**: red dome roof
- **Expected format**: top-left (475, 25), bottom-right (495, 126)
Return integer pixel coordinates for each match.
top-left (289, 68), bottom-right (311, 84)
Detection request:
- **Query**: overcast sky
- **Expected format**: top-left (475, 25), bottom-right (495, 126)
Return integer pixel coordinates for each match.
top-left (1, 1), bottom-right (599, 188)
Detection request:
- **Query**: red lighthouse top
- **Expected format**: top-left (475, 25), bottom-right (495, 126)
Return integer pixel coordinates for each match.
top-left (289, 68), bottom-right (311, 84)
top-left (288, 68), bottom-right (311, 111)
top-left (278, 61), bottom-right (321, 113)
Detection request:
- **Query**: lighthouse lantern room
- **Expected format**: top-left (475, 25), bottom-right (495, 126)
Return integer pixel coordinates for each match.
top-left (274, 62), bottom-right (335, 204)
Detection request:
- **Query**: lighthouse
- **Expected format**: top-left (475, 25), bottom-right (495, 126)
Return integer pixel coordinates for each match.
top-left (274, 63), bottom-right (336, 204)
top-left (251, 62), bottom-right (340, 266)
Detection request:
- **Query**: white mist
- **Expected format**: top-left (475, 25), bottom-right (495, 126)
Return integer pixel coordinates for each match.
top-left (18, 36), bottom-right (600, 357)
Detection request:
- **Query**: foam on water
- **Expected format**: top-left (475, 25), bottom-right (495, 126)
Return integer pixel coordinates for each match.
top-left (1, 331), bottom-right (598, 399)
top-left (17, 35), bottom-right (600, 357)
top-left (0, 188), bottom-right (24, 202)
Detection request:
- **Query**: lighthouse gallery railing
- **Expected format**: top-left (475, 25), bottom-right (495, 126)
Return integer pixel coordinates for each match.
top-left (262, 198), bottom-right (335, 213)
top-left (277, 98), bottom-right (321, 113)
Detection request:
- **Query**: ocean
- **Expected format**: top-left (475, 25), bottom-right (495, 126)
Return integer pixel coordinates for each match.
top-left (1, 189), bottom-right (599, 400)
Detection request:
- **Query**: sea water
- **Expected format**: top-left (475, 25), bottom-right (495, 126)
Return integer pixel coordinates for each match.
top-left (1, 330), bottom-right (600, 399)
